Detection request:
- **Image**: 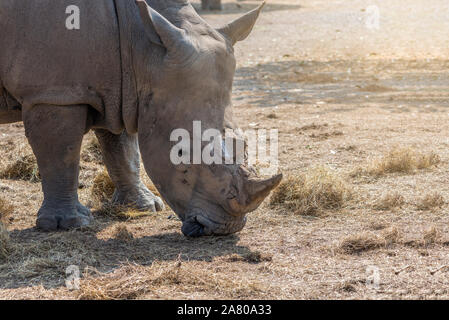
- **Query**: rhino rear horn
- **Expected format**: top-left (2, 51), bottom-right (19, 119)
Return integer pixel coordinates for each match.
top-left (135, 0), bottom-right (195, 60)
top-left (217, 1), bottom-right (266, 45)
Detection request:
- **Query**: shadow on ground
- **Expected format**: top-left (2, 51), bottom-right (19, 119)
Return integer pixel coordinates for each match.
top-left (0, 217), bottom-right (254, 290)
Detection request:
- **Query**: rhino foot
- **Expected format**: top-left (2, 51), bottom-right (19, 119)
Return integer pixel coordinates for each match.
top-left (112, 183), bottom-right (165, 212)
top-left (36, 202), bottom-right (93, 231)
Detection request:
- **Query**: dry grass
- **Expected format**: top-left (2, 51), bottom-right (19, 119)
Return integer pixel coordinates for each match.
top-left (415, 152), bottom-right (441, 169)
top-left (112, 224), bottom-right (134, 242)
top-left (91, 170), bottom-right (115, 203)
top-left (287, 72), bottom-right (336, 84)
top-left (416, 192), bottom-right (445, 211)
top-left (338, 227), bottom-right (400, 254)
top-left (423, 226), bottom-right (439, 246)
top-left (0, 198), bottom-right (13, 265)
top-left (0, 154), bottom-right (40, 182)
top-left (373, 192), bottom-right (405, 210)
top-left (0, 197), bottom-right (13, 224)
top-left (0, 198), bottom-right (15, 261)
top-left (81, 136), bottom-right (103, 164)
top-left (94, 202), bottom-right (153, 220)
top-left (298, 123), bottom-right (328, 131)
top-left (78, 260), bottom-right (264, 300)
top-left (0, 231), bottom-right (100, 283)
top-left (336, 280), bottom-right (359, 293)
top-left (0, 222), bottom-right (12, 261)
top-left (357, 84), bottom-right (394, 92)
top-left (309, 130), bottom-right (344, 140)
top-left (78, 262), bottom-right (182, 299)
top-left (338, 232), bottom-right (383, 254)
top-left (224, 251), bottom-right (273, 263)
top-left (352, 147), bottom-right (440, 177)
top-left (270, 166), bottom-right (352, 216)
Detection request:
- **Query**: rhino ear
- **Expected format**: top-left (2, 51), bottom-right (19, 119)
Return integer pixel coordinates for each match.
top-left (217, 1), bottom-right (265, 45)
top-left (135, 0), bottom-right (195, 59)
top-left (135, 0), bottom-right (163, 46)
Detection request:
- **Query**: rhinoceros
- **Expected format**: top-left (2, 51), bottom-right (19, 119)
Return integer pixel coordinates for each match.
top-left (0, 0), bottom-right (282, 236)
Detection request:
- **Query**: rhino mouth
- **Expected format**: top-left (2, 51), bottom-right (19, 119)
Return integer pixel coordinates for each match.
top-left (181, 213), bottom-right (247, 237)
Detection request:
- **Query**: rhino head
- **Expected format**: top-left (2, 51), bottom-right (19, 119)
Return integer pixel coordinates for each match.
top-left (135, 0), bottom-right (281, 236)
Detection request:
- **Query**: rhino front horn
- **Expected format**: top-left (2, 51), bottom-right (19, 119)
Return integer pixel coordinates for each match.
top-left (246, 173), bottom-right (283, 200)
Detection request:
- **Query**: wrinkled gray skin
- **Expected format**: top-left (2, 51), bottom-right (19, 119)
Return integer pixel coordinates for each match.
top-left (0, 0), bottom-right (281, 236)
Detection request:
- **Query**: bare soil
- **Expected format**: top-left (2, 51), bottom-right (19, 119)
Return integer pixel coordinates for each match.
top-left (2, 0), bottom-right (449, 299)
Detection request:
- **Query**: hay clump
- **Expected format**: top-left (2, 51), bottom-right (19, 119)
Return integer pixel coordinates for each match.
top-left (415, 152), bottom-right (441, 169)
top-left (95, 202), bottom-right (152, 220)
top-left (338, 227), bottom-right (399, 254)
top-left (0, 154), bottom-right (40, 182)
top-left (352, 147), bottom-right (440, 177)
top-left (416, 192), bottom-right (445, 211)
top-left (423, 226), bottom-right (439, 246)
top-left (91, 170), bottom-right (115, 203)
top-left (373, 192), bottom-right (405, 210)
top-left (338, 232), bottom-right (383, 254)
top-left (270, 166), bottom-right (352, 216)
top-left (112, 224), bottom-right (134, 242)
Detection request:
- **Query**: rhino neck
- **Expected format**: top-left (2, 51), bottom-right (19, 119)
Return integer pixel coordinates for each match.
top-left (114, 0), bottom-right (164, 134)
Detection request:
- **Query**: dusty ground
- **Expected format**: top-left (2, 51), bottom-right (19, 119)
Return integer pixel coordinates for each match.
top-left (2, 0), bottom-right (449, 299)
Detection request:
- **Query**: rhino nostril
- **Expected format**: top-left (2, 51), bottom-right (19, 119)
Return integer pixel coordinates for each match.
top-left (181, 217), bottom-right (204, 237)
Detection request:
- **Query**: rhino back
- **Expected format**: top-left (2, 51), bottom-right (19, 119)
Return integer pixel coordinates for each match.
top-left (0, 0), bottom-right (123, 132)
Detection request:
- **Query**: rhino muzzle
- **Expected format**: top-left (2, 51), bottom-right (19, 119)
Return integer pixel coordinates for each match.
top-left (180, 172), bottom-right (282, 237)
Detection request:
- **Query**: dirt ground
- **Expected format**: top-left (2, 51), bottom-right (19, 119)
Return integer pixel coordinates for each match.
top-left (2, 0), bottom-right (449, 299)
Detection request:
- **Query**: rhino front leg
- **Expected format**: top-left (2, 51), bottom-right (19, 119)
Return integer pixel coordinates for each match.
top-left (94, 129), bottom-right (164, 212)
top-left (23, 104), bottom-right (93, 231)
